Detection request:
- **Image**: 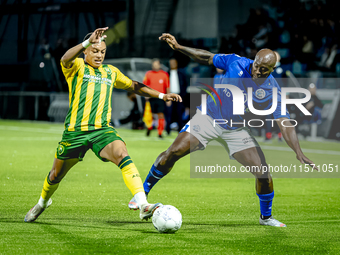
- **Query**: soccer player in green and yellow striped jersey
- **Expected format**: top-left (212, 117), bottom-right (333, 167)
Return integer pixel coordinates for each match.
top-left (62, 57), bottom-right (131, 132)
top-left (25, 27), bottom-right (182, 223)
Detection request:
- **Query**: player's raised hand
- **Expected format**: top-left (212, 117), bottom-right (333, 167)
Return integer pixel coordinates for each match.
top-left (89, 27), bottom-right (108, 44)
top-left (297, 154), bottom-right (319, 171)
top-left (159, 33), bottom-right (180, 50)
top-left (163, 93), bottom-right (182, 103)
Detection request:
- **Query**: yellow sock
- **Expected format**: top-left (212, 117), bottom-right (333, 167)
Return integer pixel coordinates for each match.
top-left (118, 156), bottom-right (144, 196)
top-left (41, 174), bottom-right (59, 201)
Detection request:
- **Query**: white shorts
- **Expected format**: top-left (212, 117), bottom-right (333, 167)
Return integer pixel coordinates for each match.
top-left (180, 110), bottom-right (259, 159)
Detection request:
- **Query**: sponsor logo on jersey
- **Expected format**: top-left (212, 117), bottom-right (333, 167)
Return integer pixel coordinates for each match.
top-left (83, 74), bottom-right (112, 86)
top-left (60, 141), bottom-right (71, 146)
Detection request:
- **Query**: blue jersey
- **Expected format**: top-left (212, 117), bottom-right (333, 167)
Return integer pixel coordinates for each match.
top-left (198, 54), bottom-right (290, 130)
top-left (213, 73), bottom-right (224, 85)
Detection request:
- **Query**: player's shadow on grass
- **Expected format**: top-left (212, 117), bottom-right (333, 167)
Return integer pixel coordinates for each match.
top-left (106, 220), bottom-right (160, 234)
top-left (0, 218), bottom-right (58, 225)
top-left (184, 222), bottom-right (255, 227)
top-left (106, 220), bottom-right (150, 225)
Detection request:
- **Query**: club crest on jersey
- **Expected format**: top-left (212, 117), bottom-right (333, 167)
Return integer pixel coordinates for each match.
top-left (193, 125), bottom-right (200, 132)
top-left (58, 144), bottom-right (64, 155)
top-left (255, 89), bottom-right (266, 99)
top-left (104, 67), bottom-right (112, 75)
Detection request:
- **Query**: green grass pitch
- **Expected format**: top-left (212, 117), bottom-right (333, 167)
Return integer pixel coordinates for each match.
top-left (0, 120), bottom-right (339, 254)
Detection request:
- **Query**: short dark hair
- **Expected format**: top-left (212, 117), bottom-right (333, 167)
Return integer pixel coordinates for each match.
top-left (152, 58), bottom-right (160, 64)
top-left (83, 32), bottom-right (106, 42)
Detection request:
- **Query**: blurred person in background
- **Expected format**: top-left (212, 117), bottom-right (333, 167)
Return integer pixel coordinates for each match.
top-left (143, 59), bottom-right (170, 138)
top-left (166, 58), bottom-right (188, 134)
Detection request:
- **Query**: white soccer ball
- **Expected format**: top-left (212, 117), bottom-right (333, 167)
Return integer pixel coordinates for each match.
top-left (152, 205), bottom-right (182, 233)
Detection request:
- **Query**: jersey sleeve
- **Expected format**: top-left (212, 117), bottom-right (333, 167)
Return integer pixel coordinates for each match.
top-left (273, 81), bottom-right (290, 119)
top-left (111, 66), bottom-right (133, 89)
top-left (143, 72), bottom-right (151, 85)
top-left (60, 58), bottom-right (84, 80)
top-left (213, 54), bottom-right (241, 70)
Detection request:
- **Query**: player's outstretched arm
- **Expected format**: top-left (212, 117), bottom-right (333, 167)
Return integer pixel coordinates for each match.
top-left (159, 33), bottom-right (215, 65)
top-left (277, 117), bottom-right (318, 170)
top-left (127, 81), bottom-right (182, 102)
top-left (61, 27), bottom-right (108, 68)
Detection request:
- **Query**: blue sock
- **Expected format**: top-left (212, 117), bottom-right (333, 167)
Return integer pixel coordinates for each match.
top-left (257, 191), bottom-right (274, 217)
top-left (143, 164), bottom-right (167, 195)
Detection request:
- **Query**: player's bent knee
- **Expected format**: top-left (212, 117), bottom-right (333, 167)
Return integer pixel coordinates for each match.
top-left (167, 146), bottom-right (185, 160)
top-left (157, 148), bottom-right (179, 166)
top-left (49, 169), bottom-right (56, 182)
top-left (155, 151), bottom-right (170, 167)
top-left (100, 141), bottom-right (129, 165)
top-left (114, 151), bottom-right (129, 165)
top-left (245, 160), bottom-right (266, 177)
top-left (254, 171), bottom-right (269, 179)
top-left (105, 147), bottom-right (128, 165)
top-left (253, 167), bottom-right (271, 179)
top-left (49, 167), bottom-right (63, 183)
top-left (49, 158), bottom-right (78, 183)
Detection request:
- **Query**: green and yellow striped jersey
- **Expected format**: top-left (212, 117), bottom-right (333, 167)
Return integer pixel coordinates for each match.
top-left (61, 58), bottom-right (132, 131)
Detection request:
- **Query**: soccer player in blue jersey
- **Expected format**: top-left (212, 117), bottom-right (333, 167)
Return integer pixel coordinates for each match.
top-left (129, 34), bottom-right (317, 227)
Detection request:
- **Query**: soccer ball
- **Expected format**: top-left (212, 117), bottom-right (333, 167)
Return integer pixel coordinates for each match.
top-left (152, 205), bottom-right (182, 233)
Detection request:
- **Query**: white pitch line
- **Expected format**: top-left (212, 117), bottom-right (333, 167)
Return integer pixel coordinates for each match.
top-left (0, 125), bottom-right (63, 134)
top-left (195, 139), bottom-right (340, 156)
top-left (1, 125), bottom-right (339, 155)
top-left (0, 137), bottom-right (60, 141)
top-left (288, 219), bottom-right (340, 223)
top-left (0, 136), bottom-right (174, 142)
top-left (0, 125), bottom-right (169, 139)
top-left (261, 145), bottom-right (340, 156)
top-left (0, 125), bottom-right (174, 142)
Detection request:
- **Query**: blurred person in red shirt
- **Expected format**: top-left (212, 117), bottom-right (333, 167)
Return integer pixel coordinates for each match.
top-left (143, 59), bottom-right (170, 138)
